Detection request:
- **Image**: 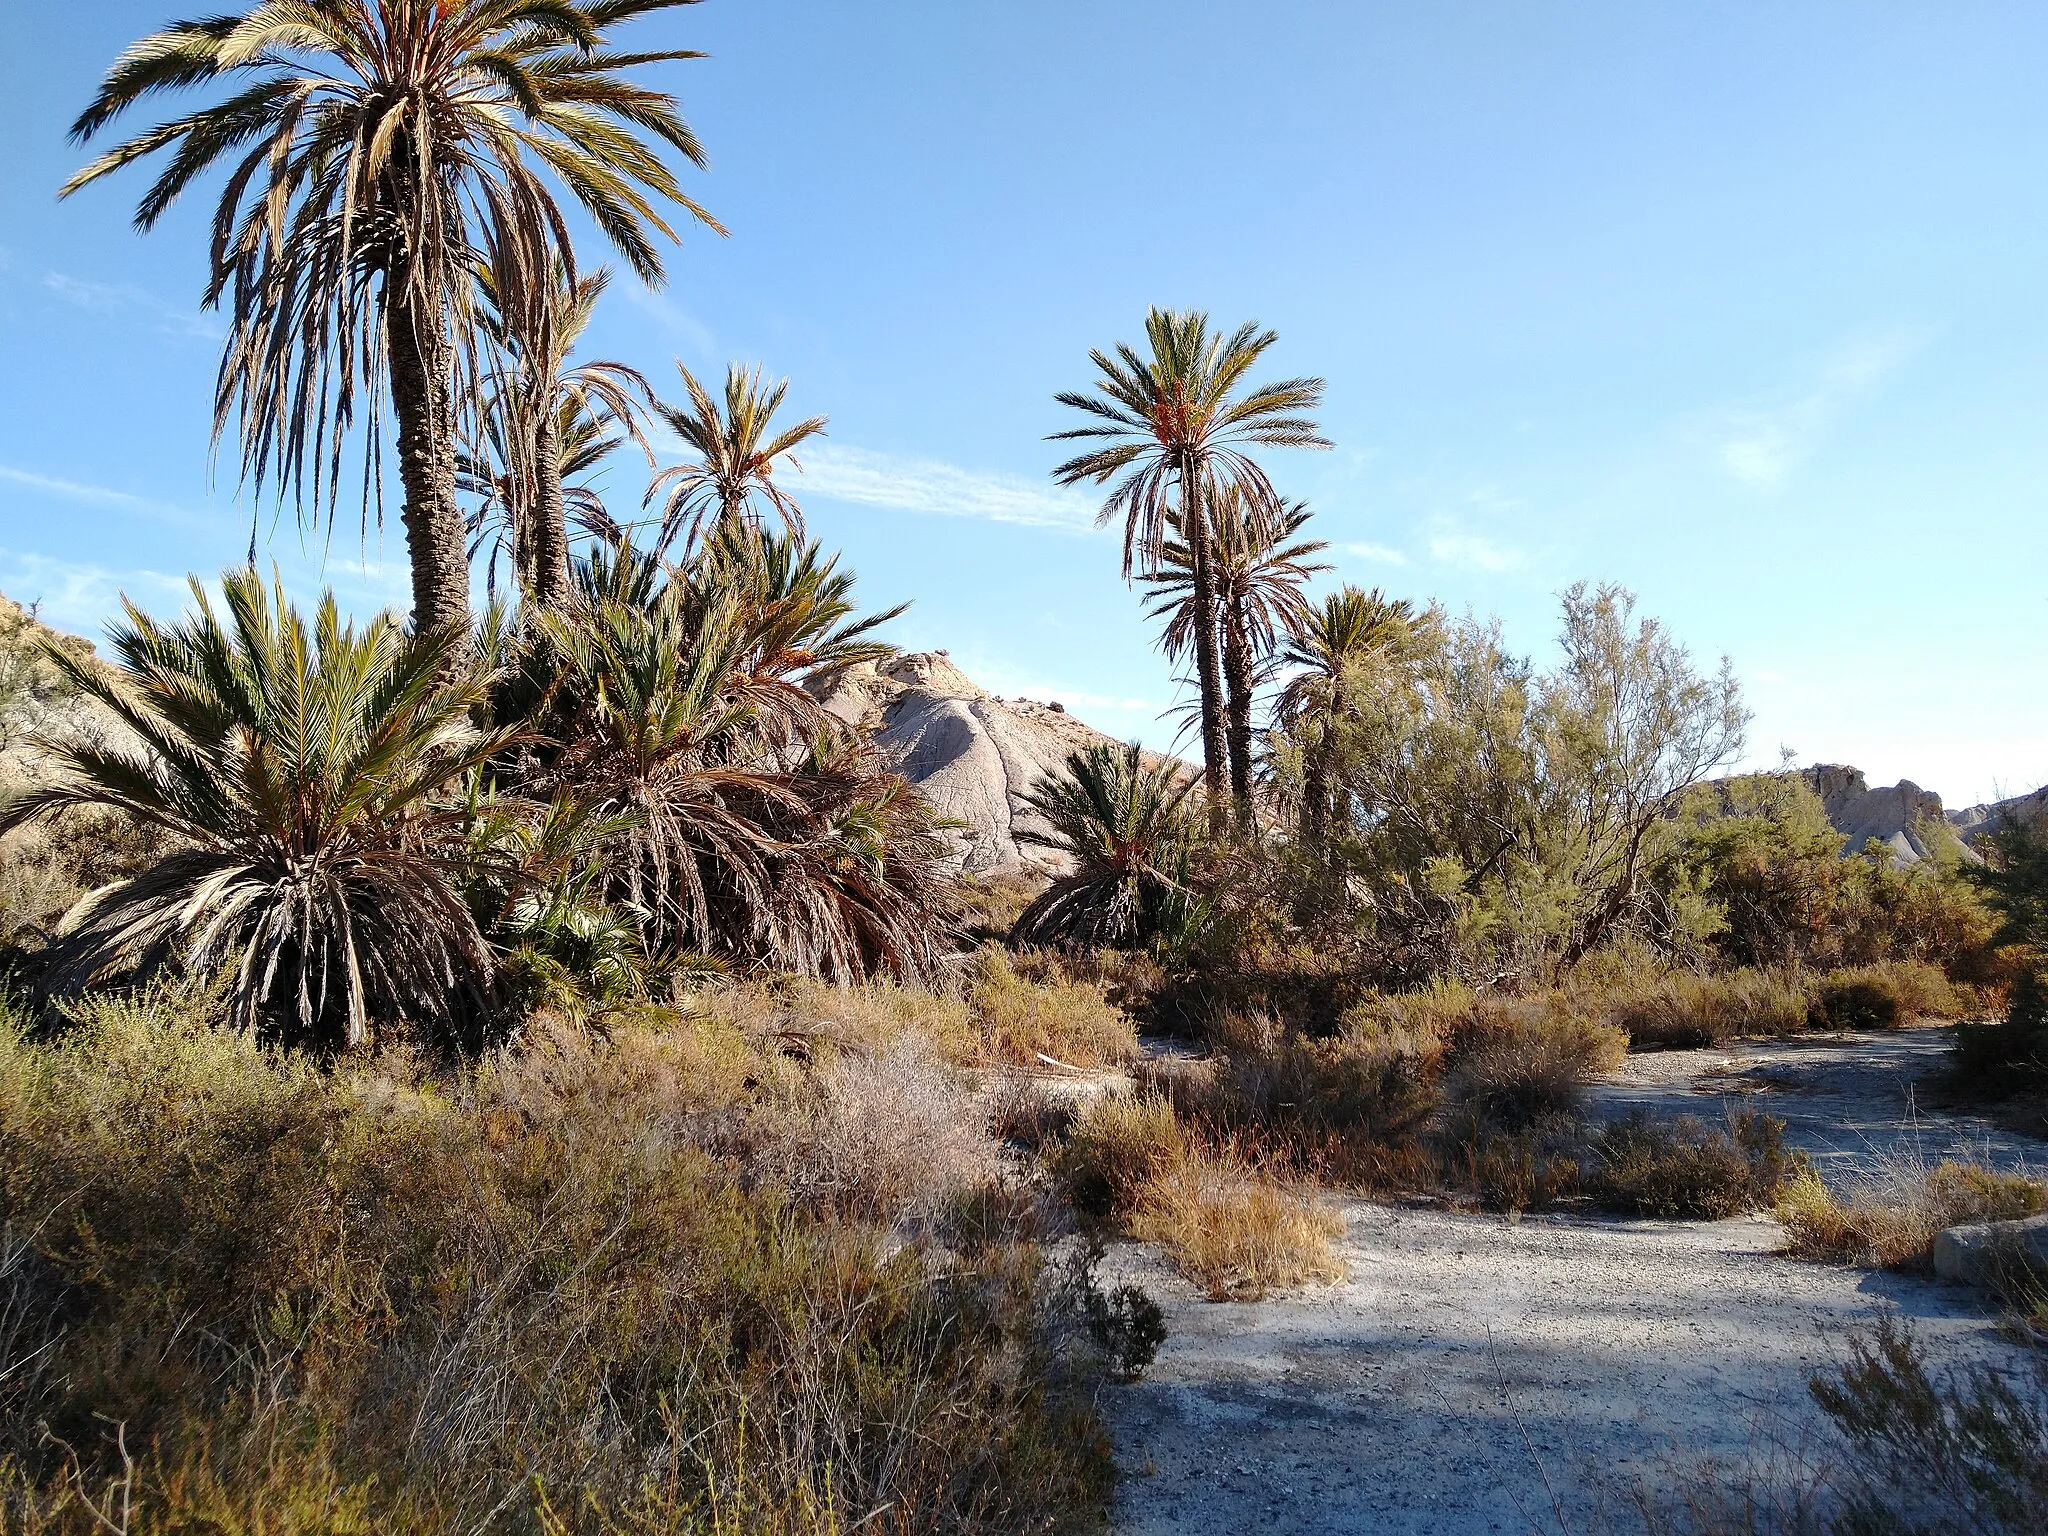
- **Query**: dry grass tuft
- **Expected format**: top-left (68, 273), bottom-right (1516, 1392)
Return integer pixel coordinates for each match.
top-left (1592, 1110), bottom-right (1798, 1219)
top-left (1777, 1154), bottom-right (2048, 1269)
top-left (1055, 1093), bottom-right (1346, 1300)
top-left (1129, 1157), bottom-right (1347, 1302)
top-left (1602, 967), bottom-right (1814, 1049)
top-left (967, 945), bottom-right (1139, 1068)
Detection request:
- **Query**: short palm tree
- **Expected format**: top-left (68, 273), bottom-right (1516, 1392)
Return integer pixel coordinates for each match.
top-left (1051, 308), bottom-right (1327, 832)
top-left (64, 1), bottom-right (721, 637)
top-left (644, 363), bottom-right (828, 556)
top-left (1012, 742), bottom-right (1198, 951)
top-left (1144, 491), bottom-right (1329, 812)
top-left (463, 262), bottom-right (653, 608)
top-left (1276, 586), bottom-right (1422, 842)
top-left (0, 570), bottom-right (511, 1047)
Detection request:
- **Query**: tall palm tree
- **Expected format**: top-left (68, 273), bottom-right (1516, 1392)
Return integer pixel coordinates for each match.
top-left (463, 262), bottom-right (652, 608)
top-left (644, 363), bottom-right (828, 556)
top-left (1012, 742), bottom-right (1199, 952)
top-left (1275, 586), bottom-right (1421, 842)
top-left (0, 570), bottom-right (511, 1048)
top-left (1143, 490), bottom-right (1329, 814)
top-left (63, 1), bottom-right (722, 638)
top-left (1050, 308), bottom-right (1327, 833)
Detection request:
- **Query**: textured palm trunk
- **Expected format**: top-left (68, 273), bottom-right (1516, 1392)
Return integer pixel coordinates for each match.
top-left (387, 276), bottom-right (471, 639)
top-left (1303, 726), bottom-right (1331, 844)
top-left (528, 403), bottom-right (573, 610)
top-left (1222, 587), bottom-right (1255, 828)
top-left (1181, 455), bottom-right (1228, 838)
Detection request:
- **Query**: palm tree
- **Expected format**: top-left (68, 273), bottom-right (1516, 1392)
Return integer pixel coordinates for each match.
top-left (0, 570), bottom-right (511, 1048)
top-left (1012, 742), bottom-right (1199, 951)
top-left (1051, 308), bottom-right (1327, 833)
top-left (463, 262), bottom-right (652, 608)
top-left (64, 1), bottom-right (722, 638)
top-left (526, 537), bottom-right (947, 979)
top-left (644, 363), bottom-right (828, 556)
top-left (1143, 490), bottom-right (1329, 814)
top-left (1275, 586), bottom-right (1421, 842)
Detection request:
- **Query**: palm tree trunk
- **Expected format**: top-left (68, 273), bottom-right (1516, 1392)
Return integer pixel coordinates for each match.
top-left (528, 404), bottom-right (573, 610)
top-left (1223, 587), bottom-right (1255, 827)
top-left (388, 277), bottom-right (471, 638)
top-left (1181, 454), bottom-right (1228, 838)
top-left (1303, 726), bottom-right (1330, 843)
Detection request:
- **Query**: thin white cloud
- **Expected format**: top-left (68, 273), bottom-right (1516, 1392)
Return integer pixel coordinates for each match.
top-left (0, 463), bottom-right (222, 531)
top-left (1428, 532), bottom-right (1523, 572)
top-left (42, 270), bottom-right (221, 340)
top-left (1715, 329), bottom-right (1931, 487)
top-left (0, 549), bottom-right (187, 635)
top-left (1344, 541), bottom-right (1411, 565)
top-left (621, 284), bottom-right (715, 359)
top-left (796, 445), bottom-right (1102, 534)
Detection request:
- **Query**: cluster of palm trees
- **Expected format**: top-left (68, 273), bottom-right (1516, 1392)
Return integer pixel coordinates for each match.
top-left (1008, 308), bottom-right (1428, 950)
top-left (10, 1), bottom-right (951, 1045)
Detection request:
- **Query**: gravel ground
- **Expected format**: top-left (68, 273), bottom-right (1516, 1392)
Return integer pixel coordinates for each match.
top-left (1103, 1025), bottom-right (2045, 1536)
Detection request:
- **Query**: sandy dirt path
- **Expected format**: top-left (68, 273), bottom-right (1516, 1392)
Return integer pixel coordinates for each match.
top-left (1103, 1026), bottom-right (2043, 1535)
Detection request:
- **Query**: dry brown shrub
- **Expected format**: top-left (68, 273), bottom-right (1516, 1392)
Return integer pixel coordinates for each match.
top-left (1601, 967), bottom-right (1815, 1049)
top-left (1778, 1155), bottom-right (2048, 1269)
top-left (986, 1073), bottom-right (1080, 1152)
top-left (967, 945), bottom-right (1138, 1068)
top-left (1444, 998), bottom-right (1626, 1128)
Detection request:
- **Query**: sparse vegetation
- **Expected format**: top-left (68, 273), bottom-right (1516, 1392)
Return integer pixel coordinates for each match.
top-left (1777, 1155), bottom-right (2048, 1270)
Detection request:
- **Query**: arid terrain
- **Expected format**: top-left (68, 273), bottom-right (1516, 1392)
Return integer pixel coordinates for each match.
top-left (1104, 1024), bottom-right (2042, 1536)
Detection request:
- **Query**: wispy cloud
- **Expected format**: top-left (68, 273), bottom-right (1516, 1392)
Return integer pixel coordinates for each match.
top-left (620, 285), bottom-right (715, 359)
top-left (1428, 531), bottom-right (1523, 572)
top-left (796, 445), bottom-right (1101, 534)
top-left (1715, 329), bottom-right (1931, 487)
top-left (1344, 541), bottom-right (1411, 565)
top-left (0, 549), bottom-right (187, 635)
top-left (41, 270), bottom-right (222, 340)
top-left (0, 463), bottom-right (222, 531)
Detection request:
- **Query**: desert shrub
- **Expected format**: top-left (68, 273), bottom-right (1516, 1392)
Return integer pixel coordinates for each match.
top-left (1602, 966), bottom-right (1816, 1049)
top-left (1810, 1316), bottom-right (2048, 1536)
top-left (1051, 1093), bottom-right (1190, 1220)
top-left (0, 989), bottom-right (1120, 1534)
top-left (1809, 959), bottom-right (1965, 1031)
top-left (966, 944), bottom-right (1138, 1068)
top-left (987, 1074), bottom-right (1081, 1152)
top-left (1777, 1157), bottom-right (2048, 1270)
top-left (1954, 968), bottom-right (2048, 1105)
top-left (1439, 1109), bottom-right (1584, 1214)
top-left (1127, 1155), bottom-right (1346, 1301)
top-left (1084, 1284), bottom-right (1168, 1380)
top-left (1443, 1000), bottom-right (1626, 1130)
top-left (707, 974), bottom-right (980, 1065)
top-left (1051, 1092), bottom-right (1345, 1299)
top-left (1592, 1110), bottom-right (1797, 1219)
top-left (960, 870), bottom-right (1045, 942)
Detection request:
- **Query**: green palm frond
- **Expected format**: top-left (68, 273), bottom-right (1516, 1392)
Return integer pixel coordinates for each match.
top-left (0, 569), bottom-right (513, 1048)
top-left (643, 362), bottom-right (829, 556)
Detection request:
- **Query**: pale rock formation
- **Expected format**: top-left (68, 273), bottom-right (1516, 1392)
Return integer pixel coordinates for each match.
top-left (1948, 783), bottom-right (2048, 843)
top-left (1800, 764), bottom-right (1954, 864)
top-left (811, 651), bottom-right (1160, 877)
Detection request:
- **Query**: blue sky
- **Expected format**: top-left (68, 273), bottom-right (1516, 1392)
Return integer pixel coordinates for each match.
top-left (2, 1), bottom-right (2045, 806)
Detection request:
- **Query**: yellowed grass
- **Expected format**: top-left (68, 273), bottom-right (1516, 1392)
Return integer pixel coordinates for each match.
top-left (1130, 1157), bottom-right (1347, 1301)
top-left (1777, 1159), bottom-right (2048, 1269)
top-left (966, 945), bottom-right (1139, 1068)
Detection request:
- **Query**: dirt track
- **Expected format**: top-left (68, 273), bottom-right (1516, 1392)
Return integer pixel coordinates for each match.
top-left (1103, 1026), bottom-right (2044, 1536)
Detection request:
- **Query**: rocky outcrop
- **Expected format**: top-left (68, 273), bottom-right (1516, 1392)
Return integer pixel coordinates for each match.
top-left (1800, 764), bottom-right (1954, 864)
top-left (813, 652), bottom-right (1160, 877)
top-left (1948, 784), bottom-right (2048, 844)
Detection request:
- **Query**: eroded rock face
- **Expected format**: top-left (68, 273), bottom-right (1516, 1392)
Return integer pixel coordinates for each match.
top-left (1949, 783), bottom-right (2048, 844)
top-left (811, 651), bottom-right (1155, 877)
top-left (1801, 764), bottom-right (1953, 864)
